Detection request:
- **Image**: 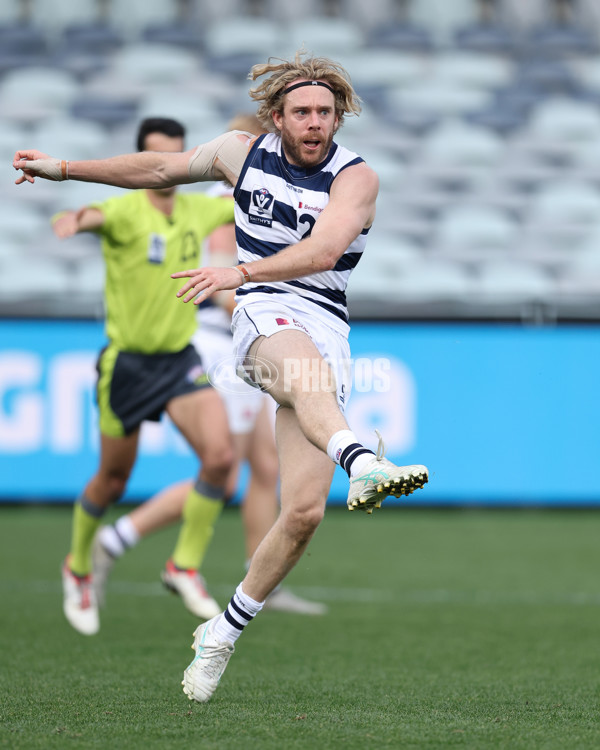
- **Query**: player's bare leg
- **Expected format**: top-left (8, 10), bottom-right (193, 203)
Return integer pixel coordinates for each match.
top-left (249, 330), bottom-right (428, 511)
top-left (238, 415), bottom-right (279, 560)
top-left (247, 330), bottom-right (349, 451)
top-left (242, 405), bottom-right (334, 601)
top-left (241, 404), bottom-right (329, 614)
top-left (183, 407), bottom-right (333, 702)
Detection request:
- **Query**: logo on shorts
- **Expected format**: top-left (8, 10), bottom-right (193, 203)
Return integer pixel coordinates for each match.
top-left (292, 318), bottom-right (309, 334)
top-left (275, 317), bottom-right (308, 333)
top-left (187, 364), bottom-right (209, 387)
top-left (249, 186), bottom-right (274, 227)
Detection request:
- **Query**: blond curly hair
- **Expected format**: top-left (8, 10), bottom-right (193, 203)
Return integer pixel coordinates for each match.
top-left (248, 49), bottom-right (362, 132)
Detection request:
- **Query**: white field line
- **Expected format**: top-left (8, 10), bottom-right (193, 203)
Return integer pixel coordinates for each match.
top-left (3, 580), bottom-right (600, 606)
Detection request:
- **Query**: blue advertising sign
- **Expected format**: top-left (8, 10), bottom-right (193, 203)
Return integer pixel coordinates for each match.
top-left (1, 320), bottom-right (598, 505)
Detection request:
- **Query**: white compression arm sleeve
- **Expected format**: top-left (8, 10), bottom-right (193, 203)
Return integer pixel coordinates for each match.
top-left (187, 130), bottom-right (252, 182)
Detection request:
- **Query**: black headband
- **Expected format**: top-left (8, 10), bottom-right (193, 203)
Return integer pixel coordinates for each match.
top-left (282, 80), bottom-right (335, 95)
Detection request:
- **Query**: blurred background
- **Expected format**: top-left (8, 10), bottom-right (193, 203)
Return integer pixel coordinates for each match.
top-left (1, 0), bottom-right (599, 506)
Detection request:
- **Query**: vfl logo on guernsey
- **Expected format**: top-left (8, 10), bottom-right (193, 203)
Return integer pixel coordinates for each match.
top-left (249, 186), bottom-right (274, 227)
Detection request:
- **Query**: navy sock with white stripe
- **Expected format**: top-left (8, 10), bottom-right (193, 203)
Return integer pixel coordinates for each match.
top-left (327, 430), bottom-right (375, 478)
top-left (213, 584), bottom-right (264, 645)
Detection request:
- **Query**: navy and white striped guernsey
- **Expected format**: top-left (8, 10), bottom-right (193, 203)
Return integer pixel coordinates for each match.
top-left (232, 132), bottom-right (370, 333)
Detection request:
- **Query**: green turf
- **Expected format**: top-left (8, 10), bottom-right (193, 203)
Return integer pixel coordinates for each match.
top-left (2, 505), bottom-right (600, 749)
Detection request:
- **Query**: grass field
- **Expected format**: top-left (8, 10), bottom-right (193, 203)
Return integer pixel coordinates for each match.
top-left (2, 505), bottom-right (600, 749)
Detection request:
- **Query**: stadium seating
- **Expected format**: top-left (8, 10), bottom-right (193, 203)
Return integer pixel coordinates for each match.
top-left (53, 22), bottom-right (125, 78)
top-left (108, 43), bottom-right (202, 87)
top-left (0, 120), bottom-right (25, 163)
top-left (558, 230), bottom-right (600, 296)
top-left (367, 20), bottom-right (435, 52)
top-left (105, 0), bottom-right (182, 40)
top-left (473, 259), bottom-right (556, 304)
top-left (189, 0), bottom-right (248, 25)
top-left (453, 20), bottom-right (518, 55)
top-left (3, 0), bottom-right (600, 319)
top-left (70, 98), bottom-right (140, 129)
top-left (433, 205), bottom-right (520, 260)
top-left (0, 67), bottom-right (80, 125)
top-left (524, 19), bottom-right (598, 57)
top-left (136, 90), bottom-right (223, 132)
top-left (60, 22), bottom-right (124, 56)
top-left (0, 199), bottom-right (48, 246)
top-left (203, 17), bottom-right (285, 59)
top-left (56, 181), bottom-right (129, 210)
top-left (285, 18), bottom-right (366, 59)
top-left (407, 0), bottom-right (480, 43)
top-left (0, 256), bottom-right (72, 302)
top-left (523, 97), bottom-right (600, 155)
top-left (30, 117), bottom-right (110, 161)
top-left (71, 252), bottom-right (106, 296)
top-left (0, 22), bottom-right (48, 76)
top-left (369, 258), bottom-right (475, 302)
top-left (416, 120), bottom-right (505, 172)
top-left (355, 231), bottom-right (422, 276)
top-left (141, 21), bottom-right (203, 52)
top-left (430, 51), bottom-right (516, 90)
top-left (340, 0), bottom-right (402, 30)
top-left (342, 50), bottom-right (428, 92)
top-left (387, 81), bottom-right (494, 121)
top-left (0, 0), bottom-right (23, 23)
top-left (30, 0), bottom-right (101, 41)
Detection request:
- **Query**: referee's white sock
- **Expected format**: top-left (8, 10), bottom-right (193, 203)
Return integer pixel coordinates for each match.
top-left (98, 516), bottom-right (140, 558)
top-left (326, 430), bottom-right (375, 478)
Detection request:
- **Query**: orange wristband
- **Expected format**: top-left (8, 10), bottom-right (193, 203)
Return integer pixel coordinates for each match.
top-left (61, 160), bottom-right (69, 180)
top-left (237, 264), bottom-right (251, 283)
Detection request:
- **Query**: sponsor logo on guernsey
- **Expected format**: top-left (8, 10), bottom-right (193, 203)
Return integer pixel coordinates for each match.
top-left (249, 186), bottom-right (274, 227)
top-left (275, 318), bottom-right (290, 325)
top-left (298, 202), bottom-right (323, 213)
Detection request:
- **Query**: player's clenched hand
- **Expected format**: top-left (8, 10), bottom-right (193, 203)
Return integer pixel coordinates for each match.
top-left (172, 266), bottom-right (242, 305)
top-left (13, 150), bottom-right (66, 184)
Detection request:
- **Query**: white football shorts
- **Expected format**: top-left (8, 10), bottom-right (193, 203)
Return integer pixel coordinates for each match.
top-left (231, 299), bottom-right (352, 412)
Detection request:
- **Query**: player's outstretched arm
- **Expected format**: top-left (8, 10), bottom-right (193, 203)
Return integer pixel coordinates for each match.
top-left (13, 148), bottom-right (196, 189)
top-left (13, 131), bottom-right (253, 189)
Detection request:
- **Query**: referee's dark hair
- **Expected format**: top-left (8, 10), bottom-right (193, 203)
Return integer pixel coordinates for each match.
top-left (136, 118), bottom-right (186, 151)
